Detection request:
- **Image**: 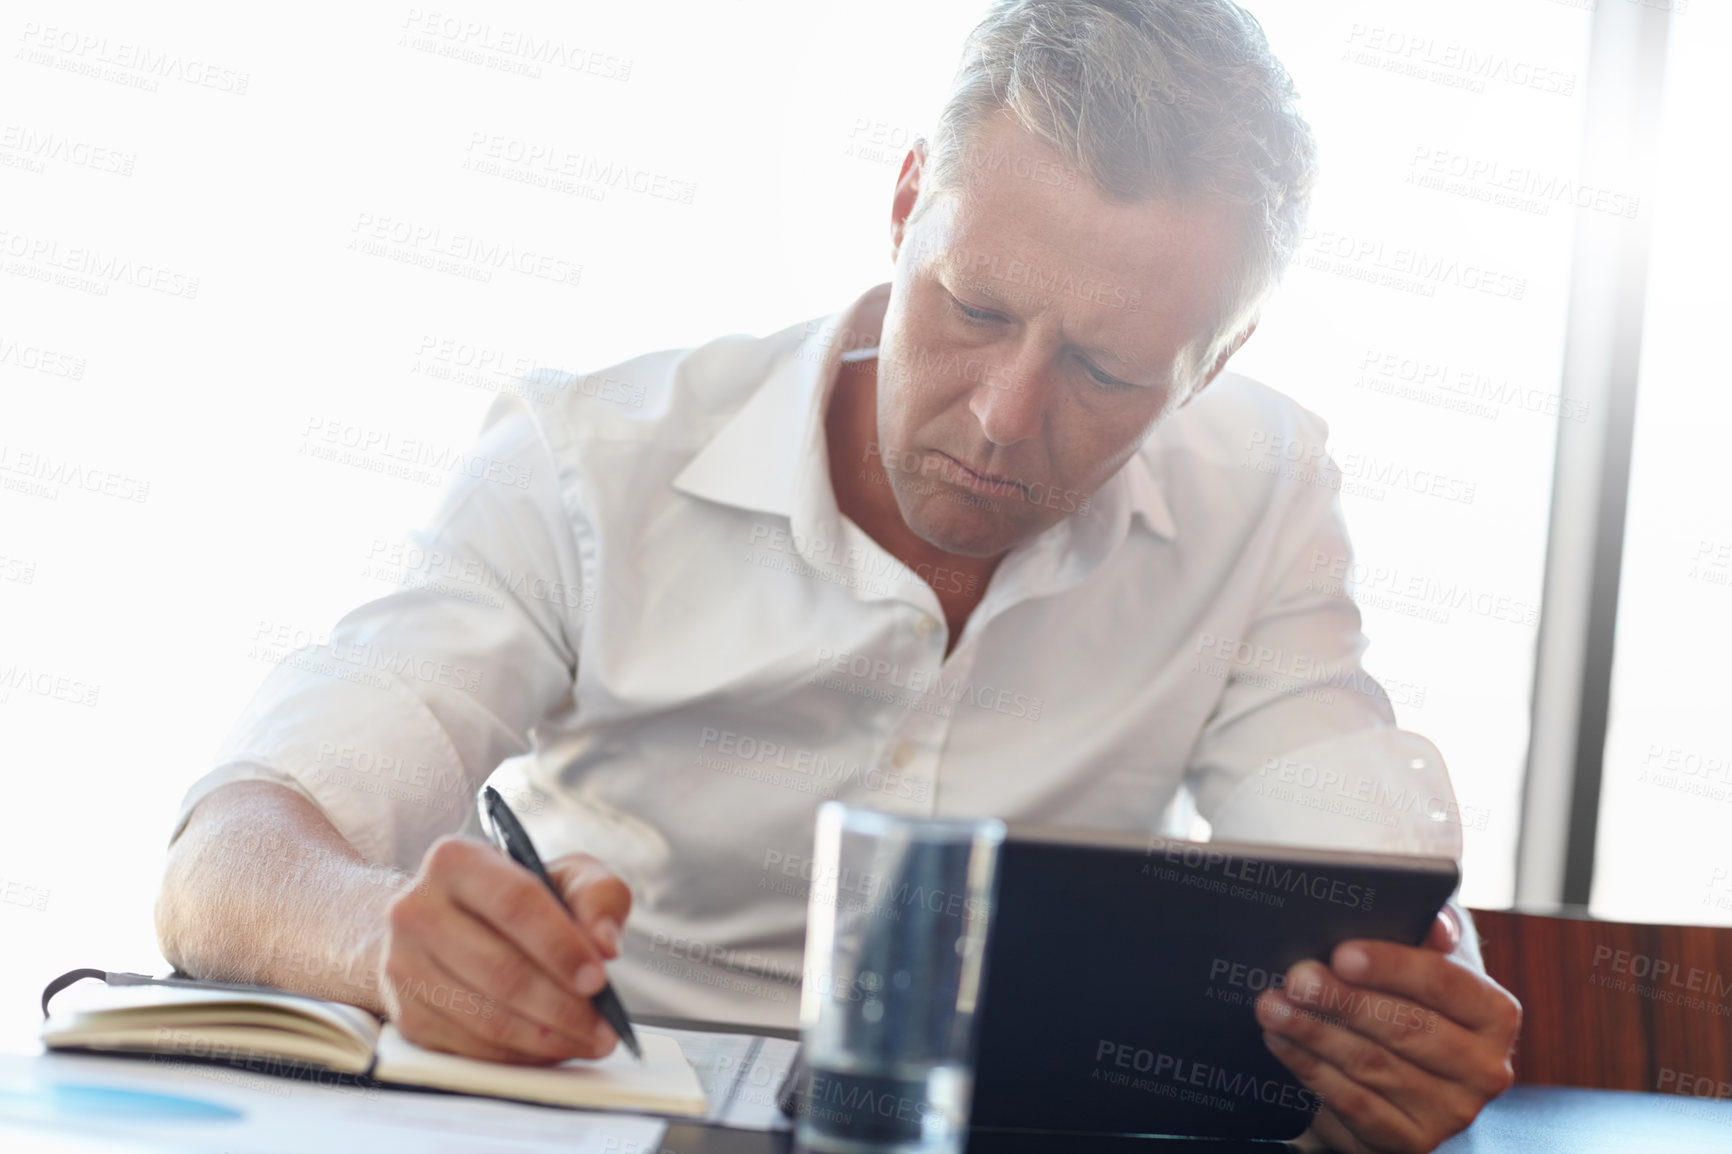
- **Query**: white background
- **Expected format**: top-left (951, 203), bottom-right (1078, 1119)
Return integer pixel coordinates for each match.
top-left (1593, 0), bottom-right (1732, 925)
top-left (4, 0), bottom-right (1698, 1053)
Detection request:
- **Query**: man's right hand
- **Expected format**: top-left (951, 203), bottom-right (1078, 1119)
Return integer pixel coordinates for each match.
top-left (379, 836), bottom-right (631, 1063)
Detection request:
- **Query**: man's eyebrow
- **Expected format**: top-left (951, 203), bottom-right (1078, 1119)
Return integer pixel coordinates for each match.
top-left (1078, 337), bottom-right (1155, 378)
top-left (947, 272), bottom-right (1015, 308)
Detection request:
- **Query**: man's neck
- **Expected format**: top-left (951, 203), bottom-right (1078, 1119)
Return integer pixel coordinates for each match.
top-left (824, 354), bottom-right (1001, 656)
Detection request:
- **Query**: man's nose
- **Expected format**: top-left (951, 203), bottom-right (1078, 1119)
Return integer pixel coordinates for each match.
top-left (966, 352), bottom-right (1048, 446)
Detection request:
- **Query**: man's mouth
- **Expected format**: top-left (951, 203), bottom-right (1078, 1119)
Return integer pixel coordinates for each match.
top-left (933, 452), bottom-right (1028, 499)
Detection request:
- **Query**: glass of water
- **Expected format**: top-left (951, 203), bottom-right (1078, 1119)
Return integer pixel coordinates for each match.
top-left (793, 802), bottom-right (1005, 1154)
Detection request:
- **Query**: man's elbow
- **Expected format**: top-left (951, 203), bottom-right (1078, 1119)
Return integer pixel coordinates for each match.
top-left (151, 780), bottom-right (305, 974)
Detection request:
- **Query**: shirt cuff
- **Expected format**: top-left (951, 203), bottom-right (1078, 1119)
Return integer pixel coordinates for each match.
top-left (167, 760), bottom-right (325, 848)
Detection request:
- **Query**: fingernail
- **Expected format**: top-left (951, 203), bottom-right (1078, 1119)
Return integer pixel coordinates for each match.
top-left (575, 962), bottom-right (606, 995)
top-left (1288, 962), bottom-right (1323, 1001)
top-left (595, 918), bottom-right (621, 956)
top-left (1336, 945), bottom-right (1370, 979)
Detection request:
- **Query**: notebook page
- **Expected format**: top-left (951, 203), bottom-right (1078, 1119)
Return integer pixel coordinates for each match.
top-left (371, 1025), bottom-right (707, 1116)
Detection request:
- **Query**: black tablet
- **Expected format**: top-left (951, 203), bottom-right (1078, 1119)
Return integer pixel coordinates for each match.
top-left (966, 825), bottom-right (1460, 1141)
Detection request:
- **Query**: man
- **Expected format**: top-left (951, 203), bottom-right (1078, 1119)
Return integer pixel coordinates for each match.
top-left (156, 1), bottom-right (1519, 1150)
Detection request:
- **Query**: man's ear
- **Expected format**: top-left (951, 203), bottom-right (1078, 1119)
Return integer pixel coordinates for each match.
top-left (889, 139), bottom-right (929, 263)
top-left (1181, 320), bottom-right (1258, 407)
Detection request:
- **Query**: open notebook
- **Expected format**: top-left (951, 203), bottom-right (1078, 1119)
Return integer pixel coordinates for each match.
top-left (39, 975), bottom-right (707, 1117)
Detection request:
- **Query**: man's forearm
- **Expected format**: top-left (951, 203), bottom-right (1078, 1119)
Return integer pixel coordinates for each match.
top-left (155, 779), bottom-right (411, 1012)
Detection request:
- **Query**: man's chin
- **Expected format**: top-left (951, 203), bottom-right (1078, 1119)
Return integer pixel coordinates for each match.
top-left (898, 494), bottom-right (1028, 560)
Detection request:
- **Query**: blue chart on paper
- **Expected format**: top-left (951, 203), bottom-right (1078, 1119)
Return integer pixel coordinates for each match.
top-left (0, 1080), bottom-right (244, 1123)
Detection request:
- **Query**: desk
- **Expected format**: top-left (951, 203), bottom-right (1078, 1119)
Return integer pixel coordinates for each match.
top-left (652, 1087), bottom-right (1732, 1153)
top-left (655, 1088), bottom-right (1732, 1153)
top-left (7, 1019), bottom-right (1732, 1153)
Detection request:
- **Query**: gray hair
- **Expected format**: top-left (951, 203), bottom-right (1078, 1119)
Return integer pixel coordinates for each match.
top-left (913, 0), bottom-right (1318, 344)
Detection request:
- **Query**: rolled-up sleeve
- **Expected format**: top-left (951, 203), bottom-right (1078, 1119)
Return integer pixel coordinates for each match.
top-left (1182, 440), bottom-right (1464, 861)
top-left (170, 394), bottom-right (587, 872)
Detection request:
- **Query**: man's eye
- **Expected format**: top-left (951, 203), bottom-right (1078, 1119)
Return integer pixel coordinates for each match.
top-left (954, 299), bottom-right (999, 324)
top-left (1083, 361), bottom-right (1136, 391)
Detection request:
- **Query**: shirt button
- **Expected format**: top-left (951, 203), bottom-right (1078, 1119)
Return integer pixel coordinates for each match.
top-left (891, 741), bottom-right (915, 768)
top-left (913, 615), bottom-right (937, 638)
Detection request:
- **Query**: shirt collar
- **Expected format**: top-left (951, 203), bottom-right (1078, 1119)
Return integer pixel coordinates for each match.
top-left (671, 283), bottom-right (1177, 545)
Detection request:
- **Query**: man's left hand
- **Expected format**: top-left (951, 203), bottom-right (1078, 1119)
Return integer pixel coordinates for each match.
top-left (1255, 910), bottom-right (1521, 1153)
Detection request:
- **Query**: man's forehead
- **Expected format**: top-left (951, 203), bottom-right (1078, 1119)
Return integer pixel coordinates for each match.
top-left (930, 199), bottom-right (1236, 372)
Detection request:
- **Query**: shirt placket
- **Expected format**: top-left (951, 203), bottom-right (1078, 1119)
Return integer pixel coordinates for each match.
top-left (874, 600), bottom-right (964, 817)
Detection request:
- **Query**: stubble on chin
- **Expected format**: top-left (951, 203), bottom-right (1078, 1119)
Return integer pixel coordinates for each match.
top-left (893, 479), bottom-right (1027, 559)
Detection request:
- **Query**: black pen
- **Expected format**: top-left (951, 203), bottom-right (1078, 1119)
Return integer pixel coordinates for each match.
top-left (478, 785), bottom-right (643, 1060)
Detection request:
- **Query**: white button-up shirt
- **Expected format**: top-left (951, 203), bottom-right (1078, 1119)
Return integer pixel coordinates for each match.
top-left (175, 283), bottom-right (1465, 1028)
